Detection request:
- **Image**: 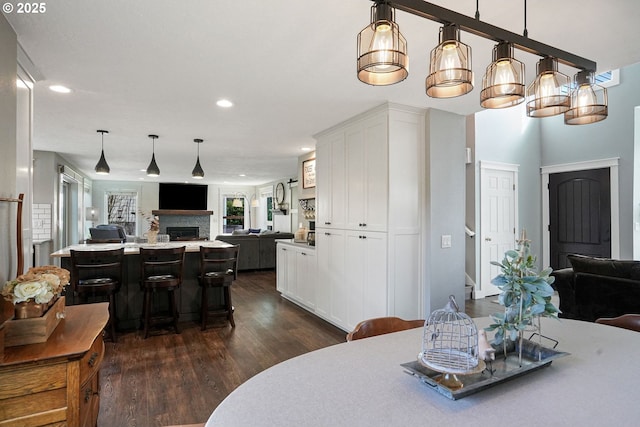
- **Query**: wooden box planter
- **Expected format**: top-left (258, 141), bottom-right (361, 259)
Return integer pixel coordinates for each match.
top-left (4, 296), bottom-right (65, 347)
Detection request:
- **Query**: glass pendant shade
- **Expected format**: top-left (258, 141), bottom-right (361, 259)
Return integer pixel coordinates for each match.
top-left (526, 57), bottom-right (570, 117)
top-left (426, 24), bottom-right (473, 98)
top-left (480, 42), bottom-right (525, 109)
top-left (357, 2), bottom-right (408, 86)
top-left (192, 138), bottom-right (205, 179)
top-left (94, 130), bottom-right (110, 175)
top-left (146, 134), bottom-right (160, 177)
top-left (564, 70), bottom-right (608, 125)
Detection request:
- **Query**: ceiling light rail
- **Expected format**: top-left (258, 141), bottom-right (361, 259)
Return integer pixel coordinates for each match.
top-left (388, 0), bottom-right (596, 71)
top-left (358, 0), bottom-right (607, 124)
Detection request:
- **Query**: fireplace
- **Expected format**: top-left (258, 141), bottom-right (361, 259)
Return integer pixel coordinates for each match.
top-left (166, 226), bottom-right (199, 241)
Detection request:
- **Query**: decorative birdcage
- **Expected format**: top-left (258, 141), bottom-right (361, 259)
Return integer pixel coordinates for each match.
top-left (418, 295), bottom-right (484, 389)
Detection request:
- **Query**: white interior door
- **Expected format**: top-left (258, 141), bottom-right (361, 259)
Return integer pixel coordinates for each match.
top-left (478, 162), bottom-right (518, 298)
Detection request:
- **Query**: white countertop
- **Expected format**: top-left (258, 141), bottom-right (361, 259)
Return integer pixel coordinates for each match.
top-left (50, 240), bottom-right (232, 258)
top-left (276, 239), bottom-right (316, 250)
top-left (206, 317), bottom-right (640, 427)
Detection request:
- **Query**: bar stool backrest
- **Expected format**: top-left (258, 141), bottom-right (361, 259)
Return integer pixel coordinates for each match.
top-left (70, 248), bottom-right (125, 294)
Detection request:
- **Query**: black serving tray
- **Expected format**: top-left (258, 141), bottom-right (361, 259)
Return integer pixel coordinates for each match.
top-left (401, 338), bottom-right (570, 400)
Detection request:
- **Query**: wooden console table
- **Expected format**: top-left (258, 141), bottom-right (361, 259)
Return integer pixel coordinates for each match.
top-left (0, 303), bottom-right (109, 426)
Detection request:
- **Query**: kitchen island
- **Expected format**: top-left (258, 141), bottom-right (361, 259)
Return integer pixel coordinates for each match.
top-left (51, 241), bottom-right (233, 330)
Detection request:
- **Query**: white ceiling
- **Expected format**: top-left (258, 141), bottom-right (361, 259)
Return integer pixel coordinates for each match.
top-left (6, 0), bottom-right (640, 185)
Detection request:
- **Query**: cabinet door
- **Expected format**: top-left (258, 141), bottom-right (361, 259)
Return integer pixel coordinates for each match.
top-left (345, 124), bottom-right (366, 231)
top-left (316, 228), bottom-right (346, 327)
top-left (345, 230), bottom-right (388, 331)
top-left (345, 115), bottom-right (388, 232)
top-left (316, 133), bottom-right (346, 229)
top-left (361, 231), bottom-right (388, 320)
top-left (362, 115), bottom-right (388, 232)
top-left (295, 249), bottom-right (316, 309)
top-left (276, 244), bottom-right (289, 294)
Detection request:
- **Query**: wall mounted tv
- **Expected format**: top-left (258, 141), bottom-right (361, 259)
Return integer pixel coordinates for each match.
top-left (159, 183), bottom-right (208, 210)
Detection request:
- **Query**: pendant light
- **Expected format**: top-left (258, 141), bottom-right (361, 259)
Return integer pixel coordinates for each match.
top-left (564, 70), bottom-right (608, 125)
top-left (94, 130), bottom-right (110, 175)
top-left (426, 24), bottom-right (473, 98)
top-left (232, 196), bottom-right (243, 208)
top-left (356, 0), bottom-right (408, 86)
top-left (192, 138), bottom-right (205, 179)
top-left (526, 57), bottom-right (570, 117)
top-left (146, 134), bottom-right (160, 177)
top-left (480, 42), bottom-right (525, 109)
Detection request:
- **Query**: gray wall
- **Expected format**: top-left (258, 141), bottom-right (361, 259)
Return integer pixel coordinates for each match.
top-left (540, 62), bottom-right (640, 259)
top-left (423, 108), bottom-right (466, 313)
top-left (474, 103), bottom-right (543, 256)
top-left (0, 16), bottom-right (17, 281)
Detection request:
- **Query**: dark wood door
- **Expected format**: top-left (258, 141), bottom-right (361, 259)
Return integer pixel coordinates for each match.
top-left (549, 168), bottom-right (611, 269)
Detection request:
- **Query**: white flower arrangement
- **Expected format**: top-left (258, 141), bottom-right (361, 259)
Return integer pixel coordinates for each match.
top-left (1, 266), bottom-right (70, 305)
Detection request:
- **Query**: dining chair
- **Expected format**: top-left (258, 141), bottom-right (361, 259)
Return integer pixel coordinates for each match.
top-left (139, 246), bottom-right (185, 338)
top-left (346, 316), bottom-right (425, 341)
top-left (70, 247), bottom-right (124, 342)
top-left (595, 314), bottom-right (640, 332)
top-left (198, 245), bottom-right (240, 330)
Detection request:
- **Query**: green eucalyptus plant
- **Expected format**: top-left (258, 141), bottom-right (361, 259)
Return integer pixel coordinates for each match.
top-left (485, 231), bottom-right (560, 347)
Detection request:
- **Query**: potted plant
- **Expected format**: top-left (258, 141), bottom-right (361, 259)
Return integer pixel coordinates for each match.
top-left (485, 230), bottom-right (560, 359)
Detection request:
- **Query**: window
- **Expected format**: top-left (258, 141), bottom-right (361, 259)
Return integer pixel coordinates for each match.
top-left (223, 196), bottom-right (245, 233)
top-left (106, 192), bottom-right (137, 235)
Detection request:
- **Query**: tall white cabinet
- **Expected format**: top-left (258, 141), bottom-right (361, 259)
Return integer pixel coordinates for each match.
top-left (314, 103), bottom-right (424, 331)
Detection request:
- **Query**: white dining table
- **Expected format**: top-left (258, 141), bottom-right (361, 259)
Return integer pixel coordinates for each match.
top-left (206, 316), bottom-right (640, 427)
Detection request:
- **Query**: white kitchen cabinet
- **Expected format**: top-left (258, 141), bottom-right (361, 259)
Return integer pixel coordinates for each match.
top-left (344, 230), bottom-right (388, 331)
top-left (345, 113), bottom-right (388, 232)
top-left (316, 132), bottom-right (346, 230)
top-left (315, 228), bottom-right (346, 327)
top-left (294, 247), bottom-right (316, 309)
top-left (276, 242), bottom-right (316, 310)
top-left (312, 103), bottom-right (424, 330)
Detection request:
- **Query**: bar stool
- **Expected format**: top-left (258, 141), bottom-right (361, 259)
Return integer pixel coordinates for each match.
top-left (139, 246), bottom-right (185, 338)
top-left (198, 245), bottom-right (239, 330)
top-left (70, 248), bottom-right (124, 342)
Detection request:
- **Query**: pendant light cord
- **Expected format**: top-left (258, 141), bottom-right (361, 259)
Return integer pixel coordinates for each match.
top-left (475, 0), bottom-right (480, 20)
top-left (523, 0), bottom-right (528, 37)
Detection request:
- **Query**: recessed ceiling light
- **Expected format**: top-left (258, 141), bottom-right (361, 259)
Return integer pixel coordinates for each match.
top-left (301, 147), bottom-right (312, 152)
top-left (49, 85), bottom-right (71, 93)
top-left (140, 169), bottom-right (147, 172)
top-left (239, 174), bottom-right (246, 177)
top-left (216, 99), bottom-right (233, 108)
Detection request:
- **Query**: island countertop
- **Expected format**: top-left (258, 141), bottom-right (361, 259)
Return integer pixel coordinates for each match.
top-left (50, 240), bottom-right (232, 258)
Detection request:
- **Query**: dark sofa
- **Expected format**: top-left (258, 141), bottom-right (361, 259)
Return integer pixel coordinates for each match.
top-left (215, 231), bottom-right (294, 271)
top-left (551, 254), bottom-right (640, 322)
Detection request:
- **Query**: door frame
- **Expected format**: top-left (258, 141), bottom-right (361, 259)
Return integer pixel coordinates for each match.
top-left (477, 161), bottom-right (519, 299)
top-left (541, 157), bottom-right (620, 266)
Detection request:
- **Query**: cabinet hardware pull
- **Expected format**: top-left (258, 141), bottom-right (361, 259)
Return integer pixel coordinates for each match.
top-left (301, 252), bottom-right (307, 256)
top-left (88, 352), bottom-right (99, 367)
top-left (362, 223), bottom-right (367, 227)
top-left (325, 232), bottom-right (330, 235)
top-left (85, 388), bottom-right (93, 403)
top-left (485, 237), bottom-right (492, 242)
top-left (325, 222), bottom-right (331, 225)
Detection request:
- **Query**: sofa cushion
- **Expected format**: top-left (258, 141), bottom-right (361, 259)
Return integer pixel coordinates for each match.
top-left (568, 254), bottom-right (640, 280)
top-left (232, 229), bottom-right (250, 235)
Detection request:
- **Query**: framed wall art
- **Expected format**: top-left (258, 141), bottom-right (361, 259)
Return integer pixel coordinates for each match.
top-left (303, 158), bottom-right (316, 189)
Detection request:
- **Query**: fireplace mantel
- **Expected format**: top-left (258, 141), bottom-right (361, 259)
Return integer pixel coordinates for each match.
top-left (152, 210), bottom-right (213, 216)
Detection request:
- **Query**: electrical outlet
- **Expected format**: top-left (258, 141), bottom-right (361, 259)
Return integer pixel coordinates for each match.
top-left (441, 234), bottom-right (452, 248)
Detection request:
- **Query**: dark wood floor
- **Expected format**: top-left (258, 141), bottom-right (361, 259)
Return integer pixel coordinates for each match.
top-left (98, 271), bottom-right (498, 426)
